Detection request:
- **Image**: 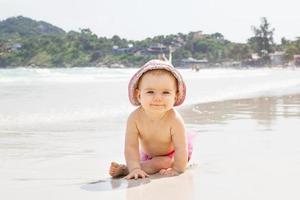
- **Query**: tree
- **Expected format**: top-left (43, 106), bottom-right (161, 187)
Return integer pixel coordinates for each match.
top-left (249, 17), bottom-right (275, 56)
top-left (283, 37), bottom-right (300, 60)
top-left (211, 32), bottom-right (224, 40)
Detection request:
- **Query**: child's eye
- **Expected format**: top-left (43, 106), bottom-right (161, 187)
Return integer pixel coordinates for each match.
top-left (163, 91), bottom-right (170, 94)
top-left (147, 91), bottom-right (154, 94)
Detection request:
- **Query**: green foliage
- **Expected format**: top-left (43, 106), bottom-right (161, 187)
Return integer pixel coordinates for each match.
top-left (0, 16), bottom-right (65, 40)
top-left (249, 17), bottom-right (275, 56)
top-left (1, 16), bottom-right (300, 68)
top-left (227, 43), bottom-right (251, 60)
top-left (281, 38), bottom-right (300, 60)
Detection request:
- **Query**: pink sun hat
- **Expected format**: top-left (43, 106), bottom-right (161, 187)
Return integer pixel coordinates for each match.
top-left (128, 59), bottom-right (186, 106)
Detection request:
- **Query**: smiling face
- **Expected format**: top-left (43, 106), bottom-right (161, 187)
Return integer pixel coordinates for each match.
top-left (136, 70), bottom-right (178, 113)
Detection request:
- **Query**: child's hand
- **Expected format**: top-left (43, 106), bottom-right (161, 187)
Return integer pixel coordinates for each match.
top-left (124, 168), bottom-right (149, 180)
top-left (159, 168), bottom-right (180, 176)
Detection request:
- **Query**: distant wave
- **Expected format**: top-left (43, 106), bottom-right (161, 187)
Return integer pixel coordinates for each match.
top-left (0, 67), bottom-right (137, 83)
top-left (181, 68), bottom-right (300, 105)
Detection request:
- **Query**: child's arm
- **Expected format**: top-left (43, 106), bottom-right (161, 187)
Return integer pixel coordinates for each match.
top-left (162, 116), bottom-right (188, 175)
top-left (172, 117), bottom-right (188, 172)
top-left (124, 113), bottom-right (148, 179)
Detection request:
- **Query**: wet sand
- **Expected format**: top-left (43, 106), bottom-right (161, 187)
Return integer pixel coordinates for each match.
top-left (85, 94), bottom-right (300, 200)
top-left (2, 94), bottom-right (300, 200)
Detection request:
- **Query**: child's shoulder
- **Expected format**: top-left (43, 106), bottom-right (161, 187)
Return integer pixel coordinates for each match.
top-left (167, 109), bottom-right (185, 132)
top-left (127, 107), bottom-right (142, 121)
top-left (167, 108), bottom-right (184, 123)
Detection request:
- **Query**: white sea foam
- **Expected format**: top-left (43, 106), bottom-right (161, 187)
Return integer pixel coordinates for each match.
top-left (1, 67), bottom-right (300, 128)
top-left (181, 67), bottom-right (300, 105)
top-left (0, 67), bottom-right (135, 83)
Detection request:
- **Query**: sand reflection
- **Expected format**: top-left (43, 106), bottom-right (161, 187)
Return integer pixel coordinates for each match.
top-left (180, 94), bottom-right (300, 126)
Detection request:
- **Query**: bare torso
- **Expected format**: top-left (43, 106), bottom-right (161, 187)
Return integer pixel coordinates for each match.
top-left (134, 107), bottom-right (176, 157)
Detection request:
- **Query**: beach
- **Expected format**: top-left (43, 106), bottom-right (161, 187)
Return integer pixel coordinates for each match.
top-left (1, 67), bottom-right (300, 199)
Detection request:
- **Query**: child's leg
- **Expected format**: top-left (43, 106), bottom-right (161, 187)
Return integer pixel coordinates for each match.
top-left (109, 156), bottom-right (173, 177)
top-left (140, 156), bottom-right (173, 174)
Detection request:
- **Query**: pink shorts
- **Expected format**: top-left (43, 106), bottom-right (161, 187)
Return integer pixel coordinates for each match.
top-left (140, 132), bottom-right (195, 161)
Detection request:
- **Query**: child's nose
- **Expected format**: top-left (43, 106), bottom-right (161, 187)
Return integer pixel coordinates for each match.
top-left (153, 94), bottom-right (162, 101)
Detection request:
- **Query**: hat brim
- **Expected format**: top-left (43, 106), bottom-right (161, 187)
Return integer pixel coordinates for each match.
top-left (128, 60), bottom-right (186, 106)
